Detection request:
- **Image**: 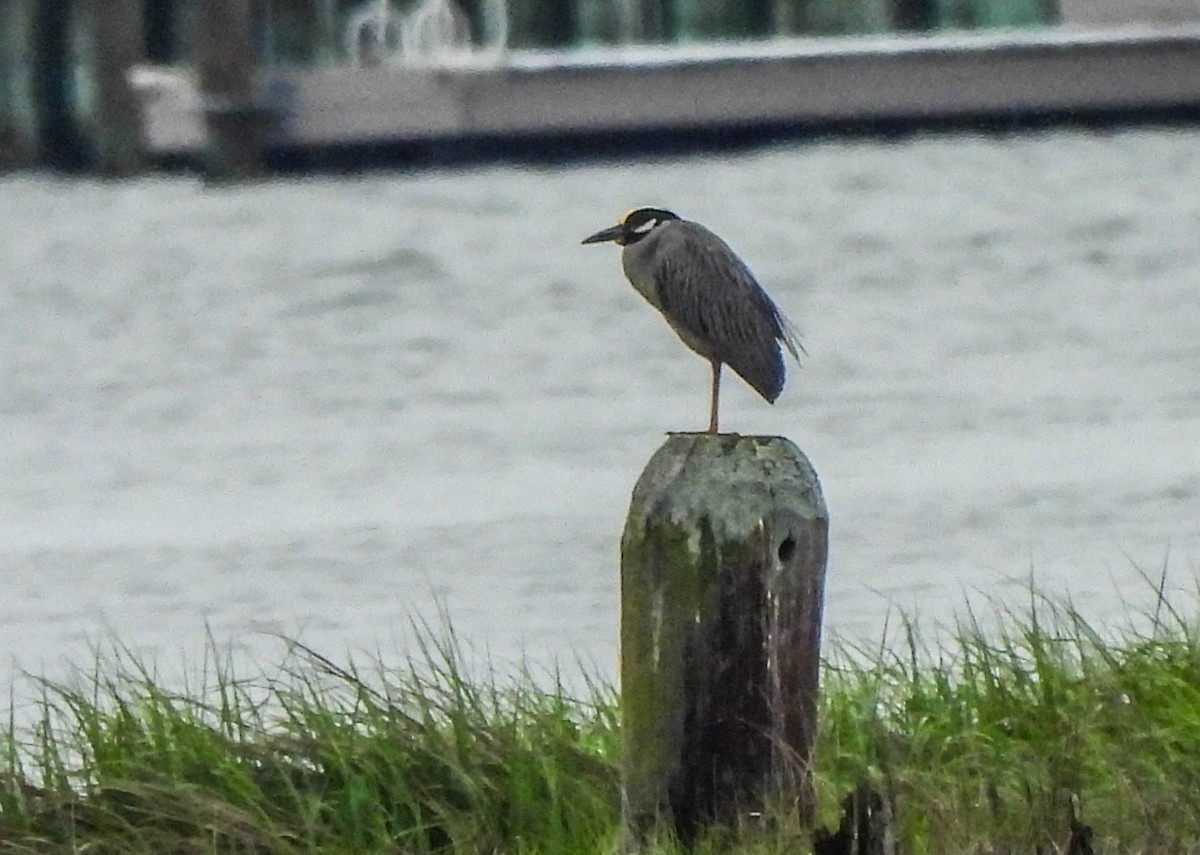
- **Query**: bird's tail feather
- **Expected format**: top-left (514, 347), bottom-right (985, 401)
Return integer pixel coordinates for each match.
top-left (777, 310), bottom-right (806, 362)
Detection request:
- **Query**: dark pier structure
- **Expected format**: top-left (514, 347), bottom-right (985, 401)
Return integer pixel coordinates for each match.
top-left (2, 0), bottom-right (1199, 175)
top-left (0, 0), bottom-right (1057, 174)
top-left (1, 0), bottom-right (141, 171)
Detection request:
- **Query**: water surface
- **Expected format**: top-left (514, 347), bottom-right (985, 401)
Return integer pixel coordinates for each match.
top-left (2, 126), bottom-right (1199, 693)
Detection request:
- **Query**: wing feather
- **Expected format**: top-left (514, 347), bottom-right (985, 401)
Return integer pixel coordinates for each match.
top-left (649, 221), bottom-right (801, 402)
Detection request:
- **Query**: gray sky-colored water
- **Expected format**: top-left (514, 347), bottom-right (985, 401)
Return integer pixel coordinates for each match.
top-left (2, 126), bottom-right (1198, 698)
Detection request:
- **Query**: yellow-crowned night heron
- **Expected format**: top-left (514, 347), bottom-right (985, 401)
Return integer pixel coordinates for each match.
top-left (583, 207), bottom-right (802, 434)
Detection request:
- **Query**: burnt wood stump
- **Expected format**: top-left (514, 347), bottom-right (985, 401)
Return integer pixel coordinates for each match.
top-left (620, 432), bottom-right (829, 846)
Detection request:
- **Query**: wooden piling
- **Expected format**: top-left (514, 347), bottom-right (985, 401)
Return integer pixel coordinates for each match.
top-left (771, 0), bottom-right (804, 36)
top-left (813, 783), bottom-right (896, 855)
top-left (195, 0), bottom-right (265, 182)
top-left (31, 0), bottom-right (86, 168)
top-left (0, 0), bottom-right (38, 170)
top-left (620, 433), bottom-right (829, 846)
top-left (890, 0), bottom-right (937, 30)
top-left (84, 0), bottom-right (144, 176)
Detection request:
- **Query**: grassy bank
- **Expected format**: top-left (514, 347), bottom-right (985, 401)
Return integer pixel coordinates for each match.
top-left (2, 589), bottom-right (1199, 854)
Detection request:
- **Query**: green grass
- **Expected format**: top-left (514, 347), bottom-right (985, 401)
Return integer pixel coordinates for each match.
top-left (1, 628), bottom-right (620, 855)
top-left (3, 585), bottom-right (1200, 854)
top-left (817, 583), bottom-right (1200, 854)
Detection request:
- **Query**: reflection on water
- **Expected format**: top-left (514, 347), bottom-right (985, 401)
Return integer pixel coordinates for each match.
top-left (2, 126), bottom-right (1199, 693)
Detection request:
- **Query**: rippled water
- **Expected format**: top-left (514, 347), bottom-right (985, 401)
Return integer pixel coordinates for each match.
top-left (3, 126), bottom-right (1199, 693)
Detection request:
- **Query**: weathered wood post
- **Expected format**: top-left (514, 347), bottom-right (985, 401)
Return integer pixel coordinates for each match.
top-left (621, 433), bottom-right (829, 846)
top-left (195, 0), bottom-right (264, 182)
top-left (890, 0), bottom-right (937, 31)
top-left (0, 0), bottom-right (40, 170)
top-left (771, 0), bottom-right (805, 36)
top-left (84, 0), bottom-right (145, 176)
top-left (31, 0), bottom-right (85, 168)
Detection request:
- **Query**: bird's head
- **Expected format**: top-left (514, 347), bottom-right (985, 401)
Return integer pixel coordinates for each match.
top-left (582, 207), bottom-right (680, 247)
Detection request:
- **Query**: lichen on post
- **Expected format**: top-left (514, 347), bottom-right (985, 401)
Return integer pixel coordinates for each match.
top-left (620, 432), bottom-right (829, 846)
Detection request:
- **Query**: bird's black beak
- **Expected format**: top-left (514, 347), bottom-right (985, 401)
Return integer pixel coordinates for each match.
top-left (582, 224), bottom-right (624, 245)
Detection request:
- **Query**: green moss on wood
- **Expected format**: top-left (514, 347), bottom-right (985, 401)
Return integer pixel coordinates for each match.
top-left (619, 433), bottom-right (829, 840)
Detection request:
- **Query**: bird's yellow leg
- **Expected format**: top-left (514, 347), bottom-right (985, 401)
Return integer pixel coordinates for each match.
top-left (708, 361), bottom-right (721, 434)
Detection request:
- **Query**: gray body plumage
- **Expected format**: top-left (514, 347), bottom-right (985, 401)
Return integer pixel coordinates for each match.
top-left (621, 218), bottom-right (800, 403)
top-left (583, 206), bottom-right (801, 432)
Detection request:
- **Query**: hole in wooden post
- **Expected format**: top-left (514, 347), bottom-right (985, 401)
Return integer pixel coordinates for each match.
top-left (778, 536), bottom-right (796, 563)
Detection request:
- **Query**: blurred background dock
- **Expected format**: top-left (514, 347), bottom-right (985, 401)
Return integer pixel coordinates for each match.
top-left (2, 0), bottom-right (1200, 174)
